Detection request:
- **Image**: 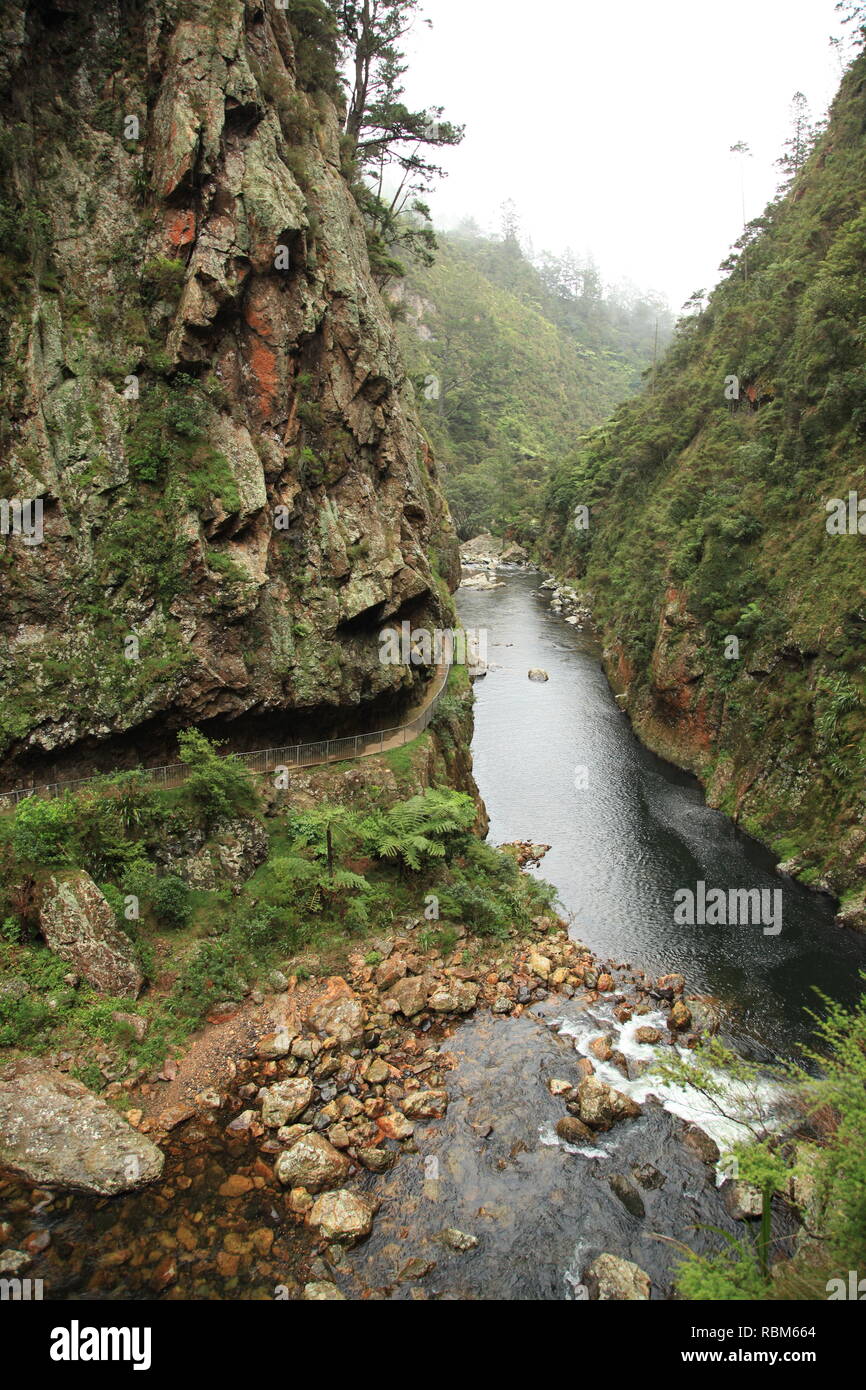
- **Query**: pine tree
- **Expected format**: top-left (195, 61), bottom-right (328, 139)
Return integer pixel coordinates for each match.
top-left (776, 91), bottom-right (815, 182)
top-left (334, 1), bottom-right (463, 272)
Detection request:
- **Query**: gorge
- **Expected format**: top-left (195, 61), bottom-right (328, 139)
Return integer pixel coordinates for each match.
top-left (0, 0), bottom-right (865, 1316)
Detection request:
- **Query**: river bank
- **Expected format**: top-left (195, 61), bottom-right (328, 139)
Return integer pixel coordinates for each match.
top-left (0, 906), bottom-right (800, 1301)
top-left (457, 569), bottom-right (866, 1057)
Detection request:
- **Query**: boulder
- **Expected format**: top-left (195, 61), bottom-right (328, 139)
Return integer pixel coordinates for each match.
top-left (634, 1026), bottom-right (661, 1045)
top-left (382, 974), bottom-right (429, 1018)
top-left (682, 1124), bottom-right (720, 1166)
top-left (684, 995), bottom-right (723, 1037)
top-left (374, 954), bottom-right (407, 991)
top-left (307, 1189), bottom-right (376, 1244)
top-left (585, 1253), bottom-right (651, 1301)
top-left (255, 1026), bottom-right (298, 1058)
top-left (577, 1075), bottom-right (641, 1131)
top-left (556, 1116), bottom-right (594, 1145)
top-left (260, 1077), bottom-right (314, 1128)
top-left (401, 1089), bottom-right (448, 1119)
top-left (275, 1132), bottom-right (351, 1192)
top-left (438, 1228), bottom-right (478, 1252)
top-left (0, 1058), bottom-right (163, 1194)
top-left (528, 669), bottom-right (549, 682)
top-left (722, 1179), bottom-right (763, 1220)
top-left (528, 950), bottom-right (552, 981)
top-left (608, 1174), bottom-right (646, 1219)
top-left (669, 999), bottom-right (692, 1031)
top-left (38, 871), bottom-right (143, 998)
top-left (306, 977), bottom-right (366, 1046)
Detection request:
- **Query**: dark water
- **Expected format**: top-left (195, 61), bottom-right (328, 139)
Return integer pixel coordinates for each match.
top-left (343, 1000), bottom-right (798, 1301)
top-left (458, 571), bottom-right (866, 1058)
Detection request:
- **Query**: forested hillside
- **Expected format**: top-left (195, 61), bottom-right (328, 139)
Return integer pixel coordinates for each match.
top-left (393, 225), bottom-right (671, 538)
top-left (541, 49), bottom-right (866, 910)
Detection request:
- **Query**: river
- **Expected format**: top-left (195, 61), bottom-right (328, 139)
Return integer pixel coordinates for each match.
top-left (457, 570), bottom-right (866, 1059)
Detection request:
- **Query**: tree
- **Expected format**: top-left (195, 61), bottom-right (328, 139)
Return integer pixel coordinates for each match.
top-left (776, 92), bottom-right (815, 182)
top-left (729, 141), bottom-right (753, 282)
top-left (291, 804), bottom-right (364, 880)
top-left (835, 1), bottom-right (866, 43)
top-left (360, 787), bottom-right (475, 871)
top-left (177, 729), bottom-right (256, 827)
top-left (333, 1), bottom-right (464, 272)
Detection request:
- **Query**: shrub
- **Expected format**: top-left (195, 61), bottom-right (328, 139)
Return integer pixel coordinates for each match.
top-left (11, 796), bottom-right (78, 865)
top-left (177, 729), bottom-right (256, 826)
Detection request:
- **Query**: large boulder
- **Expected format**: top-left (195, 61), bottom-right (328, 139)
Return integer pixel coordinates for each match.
top-left (306, 977), bottom-right (366, 1046)
top-left (260, 1077), bottom-right (314, 1128)
top-left (0, 1058), bottom-right (163, 1194)
top-left (275, 1132), bottom-right (351, 1192)
top-left (38, 871), bottom-right (144, 997)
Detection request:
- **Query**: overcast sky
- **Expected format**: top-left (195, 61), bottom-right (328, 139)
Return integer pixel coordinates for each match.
top-left (400, 0), bottom-right (850, 309)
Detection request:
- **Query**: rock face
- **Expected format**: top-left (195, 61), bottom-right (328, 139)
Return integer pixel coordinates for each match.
top-left (38, 872), bottom-right (144, 998)
top-left (0, 1), bottom-right (458, 779)
top-left (0, 1058), bottom-right (164, 1194)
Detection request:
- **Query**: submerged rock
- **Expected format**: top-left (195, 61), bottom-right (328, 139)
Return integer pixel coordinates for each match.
top-left (0, 1058), bottom-right (163, 1194)
top-left (303, 1280), bottom-right (346, 1300)
top-left (438, 1228), bottom-right (479, 1252)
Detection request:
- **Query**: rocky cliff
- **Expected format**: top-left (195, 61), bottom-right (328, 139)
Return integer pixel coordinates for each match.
top-left (0, 0), bottom-right (459, 784)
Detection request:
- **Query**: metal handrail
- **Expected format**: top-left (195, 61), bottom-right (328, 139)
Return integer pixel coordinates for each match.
top-left (0, 663), bottom-right (452, 809)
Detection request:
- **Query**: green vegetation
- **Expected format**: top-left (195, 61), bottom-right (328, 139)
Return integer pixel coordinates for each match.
top-left (541, 49), bottom-right (866, 889)
top-left (397, 220), bottom-right (671, 539)
top-left (0, 733), bottom-right (554, 1077)
top-left (654, 983), bottom-right (866, 1300)
top-left (334, 0), bottom-right (464, 274)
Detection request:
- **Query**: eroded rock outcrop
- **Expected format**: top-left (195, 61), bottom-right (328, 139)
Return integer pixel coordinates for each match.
top-left (0, 1), bottom-right (458, 779)
top-left (39, 871), bottom-right (144, 998)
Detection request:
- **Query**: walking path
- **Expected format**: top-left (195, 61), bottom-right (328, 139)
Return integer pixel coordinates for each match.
top-left (0, 664), bottom-right (452, 808)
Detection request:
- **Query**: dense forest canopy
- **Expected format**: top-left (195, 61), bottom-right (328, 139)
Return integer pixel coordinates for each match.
top-left (393, 214), bottom-right (673, 538)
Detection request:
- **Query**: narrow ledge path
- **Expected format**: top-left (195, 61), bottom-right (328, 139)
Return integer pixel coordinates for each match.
top-left (0, 664), bottom-right (452, 809)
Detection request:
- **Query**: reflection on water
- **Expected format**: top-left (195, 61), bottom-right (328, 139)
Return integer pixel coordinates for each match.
top-left (458, 572), bottom-right (866, 1056)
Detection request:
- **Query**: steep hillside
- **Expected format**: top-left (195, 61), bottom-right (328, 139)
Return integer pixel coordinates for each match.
top-left (0, 0), bottom-right (458, 785)
top-left (392, 229), bottom-right (670, 538)
top-left (541, 51), bottom-right (866, 911)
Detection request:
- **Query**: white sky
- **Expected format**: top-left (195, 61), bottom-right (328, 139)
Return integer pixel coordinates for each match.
top-left (400, 0), bottom-right (850, 309)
